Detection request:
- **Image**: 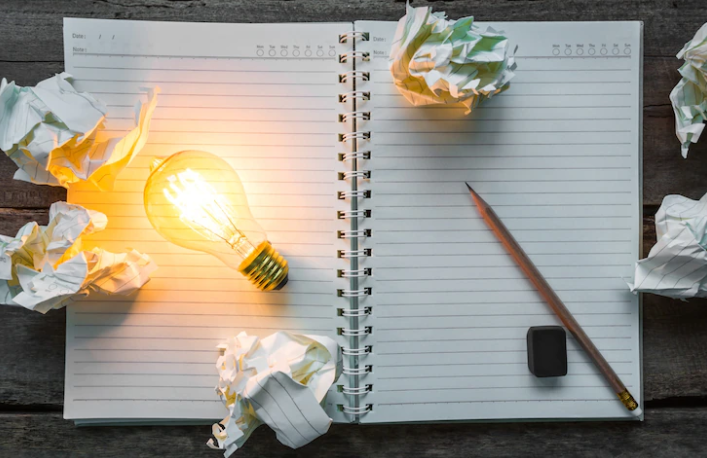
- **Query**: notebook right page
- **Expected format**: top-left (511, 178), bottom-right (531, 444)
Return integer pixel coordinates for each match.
top-left (356, 21), bottom-right (642, 423)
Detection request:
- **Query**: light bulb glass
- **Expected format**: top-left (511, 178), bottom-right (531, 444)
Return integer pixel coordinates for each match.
top-left (144, 150), bottom-right (288, 291)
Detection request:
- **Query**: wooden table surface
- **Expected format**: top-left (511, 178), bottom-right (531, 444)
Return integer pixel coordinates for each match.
top-left (2, 1), bottom-right (707, 456)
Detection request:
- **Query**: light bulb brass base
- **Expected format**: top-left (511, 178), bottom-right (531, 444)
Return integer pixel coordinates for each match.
top-left (238, 241), bottom-right (289, 291)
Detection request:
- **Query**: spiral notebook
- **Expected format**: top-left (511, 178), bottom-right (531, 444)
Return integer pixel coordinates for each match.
top-left (62, 18), bottom-right (643, 425)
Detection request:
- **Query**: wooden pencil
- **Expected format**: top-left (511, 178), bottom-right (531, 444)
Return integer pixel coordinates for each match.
top-left (465, 182), bottom-right (641, 416)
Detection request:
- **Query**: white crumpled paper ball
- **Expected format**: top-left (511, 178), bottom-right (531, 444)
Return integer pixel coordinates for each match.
top-left (389, 3), bottom-right (516, 114)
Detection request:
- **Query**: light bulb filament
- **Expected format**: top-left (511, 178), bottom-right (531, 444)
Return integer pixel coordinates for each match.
top-left (162, 168), bottom-right (255, 257)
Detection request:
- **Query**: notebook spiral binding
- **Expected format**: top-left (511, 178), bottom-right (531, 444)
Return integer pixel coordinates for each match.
top-left (342, 365), bottom-right (372, 376)
top-left (338, 151), bottom-right (371, 161)
top-left (337, 229), bottom-right (371, 239)
top-left (341, 345), bottom-right (372, 356)
top-left (338, 268), bottom-right (372, 279)
top-left (338, 190), bottom-right (371, 200)
top-left (338, 306), bottom-right (372, 316)
top-left (337, 210), bottom-right (371, 220)
top-left (337, 30), bottom-right (373, 418)
top-left (338, 31), bottom-right (370, 43)
top-left (338, 51), bottom-right (370, 63)
top-left (338, 385), bottom-right (373, 396)
top-left (339, 71), bottom-right (370, 83)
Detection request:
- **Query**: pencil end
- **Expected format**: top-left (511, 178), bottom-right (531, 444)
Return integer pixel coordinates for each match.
top-left (631, 406), bottom-right (643, 418)
top-left (618, 390), bottom-right (640, 415)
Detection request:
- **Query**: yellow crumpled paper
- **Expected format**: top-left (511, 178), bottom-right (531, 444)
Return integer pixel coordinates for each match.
top-left (0, 201), bottom-right (157, 313)
top-left (208, 331), bottom-right (341, 456)
top-left (389, 3), bottom-right (516, 114)
top-left (0, 72), bottom-right (158, 190)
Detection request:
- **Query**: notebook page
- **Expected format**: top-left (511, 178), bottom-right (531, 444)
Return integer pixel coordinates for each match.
top-left (62, 19), bottom-right (353, 422)
top-left (356, 21), bottom-right (642, 423)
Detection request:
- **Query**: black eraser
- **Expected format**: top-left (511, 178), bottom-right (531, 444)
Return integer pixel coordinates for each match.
top-left (527, 326), bottom-right (567, 378)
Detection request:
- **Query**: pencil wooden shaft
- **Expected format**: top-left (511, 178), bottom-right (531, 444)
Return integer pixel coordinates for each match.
top-left (471, 193), bottom-right (626, 394)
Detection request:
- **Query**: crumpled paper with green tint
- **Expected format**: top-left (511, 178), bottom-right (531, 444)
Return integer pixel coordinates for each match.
top-left (0, 201), bottom-right (156, 313)
top-left (389, 3), bottom-right (516, 114)
top-left (0, 72), bottom-right (158, 189)
top-left (670, 23), bottom-right (707, 157)
top-left (208, 331), bottom-right (341, 456)
top-left (629, 192), bottom-right (707, 299)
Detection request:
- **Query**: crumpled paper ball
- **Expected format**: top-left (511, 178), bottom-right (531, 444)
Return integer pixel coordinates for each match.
top-left (0, 201), bottom-right (157, 313)
top-left (208, 331), bottom-right (341, 456)
top-left (389, 3), bottom-right (516, 114)
top-left (0, 72), bottom-right (159, 189)
top-left (629, 192), bottom-right (707, 299)
top-left (669, 22), bottom-right (707, 157)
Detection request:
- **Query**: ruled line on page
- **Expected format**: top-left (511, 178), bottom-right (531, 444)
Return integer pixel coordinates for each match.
top-left (376, 300), bottom-right (633, 306)
top-left (105, 106), bottom-right (337, 111)
top-left (376, 400), bottom-right (622, 406)
top-left (74, 385), bottom-right (216, 388)
top-left (374, 312), bottom-right (631, 317)
top-left (377, 361), bottom-right (633, 368)
top-left (80, 79), bottom-right (336, 86)
top-left (74, 325), bottom-right (333, 330)
top-left (74, 349), bottom-right (218, 353)
top-left (375, 105), bottom-right (633, 109)
top-left (373, 80), bottom-right (633, 85)
top-left (376, 372), bottom-right (633, 379)
top-left (371, 68), bottom-right (634, 72)
top-left (376, 93), bottom-right (633, 97)
top-left (375, 325), bottom-right (632, 331)
top-left (72, 51), bottom-right (336, 61)
top-left (377, 385), bottom-right (633, 392)
top-left (74, 372), bottom-right (216, 376)
top-left (73, 399), bottom-right (223, 402)
top-left (110, 118), bottom-right (338, 124)
top-left (376, 337), bottom-right (632, 344)
top-left (74, 66), bottom-right (334, 73)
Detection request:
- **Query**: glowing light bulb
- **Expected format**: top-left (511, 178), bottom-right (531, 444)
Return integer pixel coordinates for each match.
top-left (144, 150), bottom-right (288, 291)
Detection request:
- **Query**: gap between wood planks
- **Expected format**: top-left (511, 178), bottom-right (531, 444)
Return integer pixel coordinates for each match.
top-left (4, 395), bottom-right (707, 415)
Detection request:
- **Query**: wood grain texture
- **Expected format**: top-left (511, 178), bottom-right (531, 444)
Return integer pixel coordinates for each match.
top-left (0, 308), bottom-right (65, 408)
top-left (2, 408), bottom-right (707, 457)
top-left (2, 1), bottom-right (707, 455)
top-left (1, 0), bottom-right (707, 58)
top-left (0, 156), bottom-right (67, 209)
top-left (0, 209), bottom-right (50, 234)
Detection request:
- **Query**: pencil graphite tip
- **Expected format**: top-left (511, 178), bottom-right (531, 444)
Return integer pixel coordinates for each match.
top-left (465, 182), bottom-right (484, 210)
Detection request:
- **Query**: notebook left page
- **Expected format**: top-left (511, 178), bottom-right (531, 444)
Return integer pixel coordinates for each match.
top-left (62, 18), bottom-right (352, 423)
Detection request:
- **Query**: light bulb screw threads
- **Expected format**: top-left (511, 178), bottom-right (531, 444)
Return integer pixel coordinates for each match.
top-left (238, 241), bottom-right (289, 291)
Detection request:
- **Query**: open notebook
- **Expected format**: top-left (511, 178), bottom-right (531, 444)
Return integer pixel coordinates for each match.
top-left (63, 18), bottom-right (643, 425)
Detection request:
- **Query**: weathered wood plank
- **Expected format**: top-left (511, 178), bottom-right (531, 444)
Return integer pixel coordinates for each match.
top-left (1, 0), bottom-right (707, 59)
top-left (0, 308), bottom-right (65, 408)
top-left (0, 156), bottom-right (66, 209)
top-left (0, 209), bottom-right (50, 234)
top-left (640, 215), bottom-right (707, 400)
top-left (1, 216), bottom-right (705, 409)
top-left (1, 408), bottom-right (707, 457)
top-left (644, 105), bottom-right (707, 204)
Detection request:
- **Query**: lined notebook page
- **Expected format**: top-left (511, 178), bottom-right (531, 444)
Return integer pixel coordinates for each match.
top-left (356, 21), bottom-right (642, 423)
top-left (63, 19), bottom-right (352, 422)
